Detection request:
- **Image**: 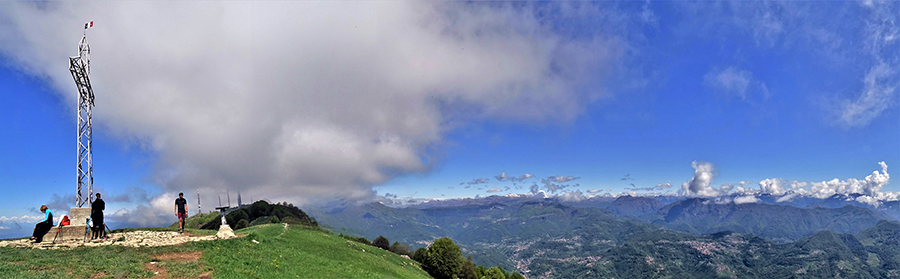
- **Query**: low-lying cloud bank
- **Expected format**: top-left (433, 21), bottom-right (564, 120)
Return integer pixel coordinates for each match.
top-left (677, 161), bottom-right (895, 207)
top-left (377, 161), bottom-right (897, 209)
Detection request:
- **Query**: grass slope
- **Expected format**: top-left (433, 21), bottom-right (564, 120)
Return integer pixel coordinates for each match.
top-left (0, 224), bottom-right (430, 279)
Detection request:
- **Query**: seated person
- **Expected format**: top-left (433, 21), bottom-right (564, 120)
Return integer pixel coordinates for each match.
top-left (31, 205), bottom-right (53, 243)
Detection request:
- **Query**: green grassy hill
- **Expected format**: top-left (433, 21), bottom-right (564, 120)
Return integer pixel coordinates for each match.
top-left (0, 224), bottom-right (430, 279)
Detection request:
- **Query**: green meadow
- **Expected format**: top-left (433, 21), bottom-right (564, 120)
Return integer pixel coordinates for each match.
top-left (0, 224), bottom-right (430, 279)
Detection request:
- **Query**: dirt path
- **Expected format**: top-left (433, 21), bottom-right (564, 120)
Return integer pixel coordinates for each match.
top-left (145, 251), bottom-right (211, 279)
top-left (279, 223), bottom-right (289, 236)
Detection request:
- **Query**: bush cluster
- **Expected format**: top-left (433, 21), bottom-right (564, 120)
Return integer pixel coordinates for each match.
top-left (414, 237), bottom-right (524, 279)
top-left (335, 233), bottom-right (525, 278)
top-left (199, 200), bottom-right (319, 230)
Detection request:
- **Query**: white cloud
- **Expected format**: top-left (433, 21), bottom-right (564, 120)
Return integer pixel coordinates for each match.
top-left (837, 1), bottom-right (898, 128)
top-left (559, 190), bottom-right (586, 202)
top-left (855, 195), bottom-right (881, 207)
top-left (776, 192), bottom-right (800, 203)
top-left (540, 175), bottom-right (580, 193)
top-left (751, 162), bottom-right (896, 205)
top-left (586, 189), bottom-right (603, 194)
top-left (515, 174), bottom-right (535, 182)
top-left (0, 215), bottom-right (43, 223)
top-left (463, 178), bottom-right (491, 185)
top-left (640, 0), bottom-right (658, 26)
top-left (630, 182), bottom-right (674, 192)
top-left (547, 176), bottom-right (579, 183)
top-left (0, 2), bottom-right (625, 204)
top-left (655, 182), bottom-right (673, 189)
top-left (529, 184), bottom-right (541, 194)
top-left (807, 161), bottom-right (891, 199)
top-left (486, 188), bottom-right (502, 193)
top-left (703, 66), bottom-right (770, 103)
top-left (750, 6), bottom-right (785, 46)
top-left (680, 161), bottom-right (720, 197)
top-left (839, 62), bottom-right (897, 127)
top-left (733, 195), bottom-right (759, 204)
top-left (758, 178), bottom-right (786, 195)
top-left (494, 172), bottom-right (510, 182)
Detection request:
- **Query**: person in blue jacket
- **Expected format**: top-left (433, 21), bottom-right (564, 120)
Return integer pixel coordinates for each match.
top-left (31, 205), bottom-right (53, 243)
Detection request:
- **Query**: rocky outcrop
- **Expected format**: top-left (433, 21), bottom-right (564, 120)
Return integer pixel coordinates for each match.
top-left (0, 230), bottom-right (220, 250)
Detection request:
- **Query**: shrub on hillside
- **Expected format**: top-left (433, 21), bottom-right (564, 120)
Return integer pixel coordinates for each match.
top-left (390, 241), bottom-right (410, 256)
top-left (272, 207), bottom-right (292, 220)
top-left (281, 216), bottom-right (302, 225)
top-left (227, 209), bottom-right (250, 226)
top-left (373, 236), bottom-right (390, 250)
top-left (235, 219), bottom-right (249, 230)
top-left (275, 201), bottom-right (319, 227)
top-left (339, 233), bottom-right (371, 245)
top-left (199, 216), bottom-right (222, 230)
top-left (249, 216), bottom-right (273, 226)
top-left (423, 237), bottom-right (464, 279)
top-left (269, 216), bottom-right (280, 223)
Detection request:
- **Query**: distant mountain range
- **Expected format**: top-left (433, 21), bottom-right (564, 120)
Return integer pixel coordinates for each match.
top-left (308, 194), bottom-right (900, 278)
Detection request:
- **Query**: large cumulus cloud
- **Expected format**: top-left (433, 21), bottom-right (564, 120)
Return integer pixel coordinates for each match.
top-left (679, 161), bottom-right (720, 197)
top-left (0, 2), bottom-right (626, 205)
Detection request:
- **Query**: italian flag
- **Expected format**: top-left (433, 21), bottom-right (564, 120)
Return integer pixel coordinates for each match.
top-left (84, 21), bottom-right (93, 29)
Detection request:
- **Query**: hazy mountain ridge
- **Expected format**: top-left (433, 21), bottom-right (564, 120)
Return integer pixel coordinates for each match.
top-left (653, 198), bottom-right (885, 242)
top-left (309, 196), bottom-right (899, 278)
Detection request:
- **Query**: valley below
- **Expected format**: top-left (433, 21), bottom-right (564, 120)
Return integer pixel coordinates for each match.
top-left (309, 195), bottom-right (900, 278)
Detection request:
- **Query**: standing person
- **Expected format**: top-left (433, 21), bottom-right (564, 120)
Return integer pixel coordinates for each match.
top-left (91, 193), bottom-right (105, 239)
top-left (174, 193), bottom-right (187, 233)
top-left (31, 205), bottom-right (53, 243)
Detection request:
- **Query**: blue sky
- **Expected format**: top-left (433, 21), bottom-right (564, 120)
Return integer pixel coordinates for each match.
top-left (0, 1), bottom-right (897, 237)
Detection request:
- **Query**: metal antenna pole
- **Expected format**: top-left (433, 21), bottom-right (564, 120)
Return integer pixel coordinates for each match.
top-left (197, 189), bottom-right (201, 215)
top-left (70, 24), bottom-right (95, 208)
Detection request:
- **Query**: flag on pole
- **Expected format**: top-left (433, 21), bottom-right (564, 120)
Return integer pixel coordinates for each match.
top-left (84, 21), bottom-right (93, 29)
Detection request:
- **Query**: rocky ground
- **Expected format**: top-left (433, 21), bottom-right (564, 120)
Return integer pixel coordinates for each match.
top-left (0, 231), bottom-right (219, 249)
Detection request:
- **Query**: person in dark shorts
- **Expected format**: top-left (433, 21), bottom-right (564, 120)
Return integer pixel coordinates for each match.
top-left (91, 193), bottom-right (105, 239)
top-left (31, 205), bottom-right (53, 243)
top-left (174, 193), bottom-right (187, 233)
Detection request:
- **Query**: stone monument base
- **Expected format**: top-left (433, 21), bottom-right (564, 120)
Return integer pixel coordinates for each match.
top-left (40, 225), bottom-right (91, 243)
top-left (69, 207), bottom-right (92, 226)
top-left (216, 224), bottom-right (235, 239)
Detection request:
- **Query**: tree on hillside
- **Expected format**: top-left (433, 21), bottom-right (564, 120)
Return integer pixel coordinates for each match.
top-left (476, 265), bottom-right (487, 277)
top-left (482, 266), bottom-right (507, 279)
top-left (459, 256), bottom-right (478, 279)
top-left (250, 200), bottom-right (271, 217)
top-left (277, 201), bottom-right (318, 226)
top-left (373, 236), bottom-right (390, 250)
top-left (423, 237), bottom-right (464, 279)
top-left (413, 247), bottom-right (428, 264)
top-left (227, 209), bottom-right (250, 225)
